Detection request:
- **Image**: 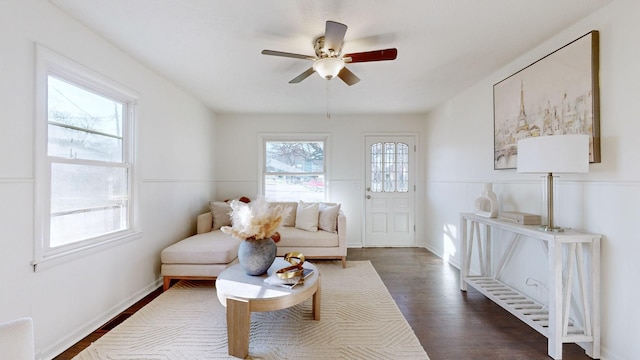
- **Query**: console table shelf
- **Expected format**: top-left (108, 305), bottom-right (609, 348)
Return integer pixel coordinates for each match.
top-left (459, 213), bottom-right (601, 360)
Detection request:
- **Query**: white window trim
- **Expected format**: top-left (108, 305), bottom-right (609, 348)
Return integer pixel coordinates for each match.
top-left (33, 44), bottom-right (141, 271)
top-left (258, 133), bottom-right (330, 201)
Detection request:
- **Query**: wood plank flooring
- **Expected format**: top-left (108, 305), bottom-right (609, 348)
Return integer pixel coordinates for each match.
top-left (56, 247), bottom-right (593, 359)
top-left (348, 247), bottom-right (592, 360)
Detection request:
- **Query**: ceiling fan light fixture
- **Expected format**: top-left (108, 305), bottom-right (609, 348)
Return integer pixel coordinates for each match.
top-left (313, 57), bottom-right (344, 80)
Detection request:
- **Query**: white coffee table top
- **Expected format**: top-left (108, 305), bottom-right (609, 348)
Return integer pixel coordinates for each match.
top-left (216, 257), bottom-right (319, 311)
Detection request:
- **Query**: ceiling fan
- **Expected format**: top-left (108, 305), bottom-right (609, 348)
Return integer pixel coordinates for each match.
top-left (261, 20), bottom-right (398, 86)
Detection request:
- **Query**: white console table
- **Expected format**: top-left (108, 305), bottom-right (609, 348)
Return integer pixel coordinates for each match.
top-left (459, 213), bottom-right (601, 359)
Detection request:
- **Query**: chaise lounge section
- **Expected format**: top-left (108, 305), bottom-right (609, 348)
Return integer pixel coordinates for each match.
top-left (160, 200), bottom-right (346, 290)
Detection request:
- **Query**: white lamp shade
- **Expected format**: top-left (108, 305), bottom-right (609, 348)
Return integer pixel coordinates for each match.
top-left (517, 134), bottom-right (589, 174)
top-left (313, 57), bottom-right (344, 79)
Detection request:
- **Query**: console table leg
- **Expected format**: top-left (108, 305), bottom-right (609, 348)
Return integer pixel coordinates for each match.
top-left (590, 239), bottom-right (601, 359)
top-left (548, 240), bottom-right (563, 359)
top-left (227, 297), bottom-right (250, 359)
top-left (460, 217), bottom-right (469, 291)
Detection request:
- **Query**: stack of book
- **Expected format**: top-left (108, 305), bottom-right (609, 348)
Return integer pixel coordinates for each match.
top-left (498, 211), bottom-right (541, 225)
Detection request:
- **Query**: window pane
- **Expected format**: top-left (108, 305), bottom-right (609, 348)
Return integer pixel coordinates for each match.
top-left (370, 143), bottom-right (382, 192)
top-left (50, 163), bottom-right (128, 247)
top-left (48, 124), bottom-right (123, 161)
top-left (265, 175), bottom-right (325, 202)
top-left (48, 76), bottom-right (124, 162)
top-left (384, 143), bottom-right (396, 192)
top-left (397, 143), bottom-right (409, 192)
top-left (266, 141), bottom-right (324, 173)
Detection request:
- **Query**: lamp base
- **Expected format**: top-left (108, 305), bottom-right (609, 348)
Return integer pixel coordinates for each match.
top-left (539, 225), bottom-right (565, 232)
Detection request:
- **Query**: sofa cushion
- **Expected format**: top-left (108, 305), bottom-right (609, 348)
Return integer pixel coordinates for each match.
top-left (319, 203), bottom-right (341, 233)
top-left (277, 227), bottom-right (339, 247)
top-left (268, 201), bottom-right (297, 227)
top-left (208, 201), bottom-right (232, 230)
top-left (295, 201), bottom-right (319, 231)
top-left (161, 231), bottom-right (242, 264)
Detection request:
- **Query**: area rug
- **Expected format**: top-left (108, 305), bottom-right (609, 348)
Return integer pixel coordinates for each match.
top-left (73, 261), bottom-right (429, 359)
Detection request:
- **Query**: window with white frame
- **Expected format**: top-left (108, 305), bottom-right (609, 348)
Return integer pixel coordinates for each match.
top-left (262, 137), bottom-right (327, 202)
top-left (34, 46), bottom-right (139, 266)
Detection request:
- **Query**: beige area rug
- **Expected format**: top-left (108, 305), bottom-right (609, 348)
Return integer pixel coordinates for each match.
top-left (73, 261), bottom-right (429, 359)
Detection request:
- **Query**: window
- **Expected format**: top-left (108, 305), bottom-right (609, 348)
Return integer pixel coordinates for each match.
top-left (34, 46), bottom-right (139, 266)
top-left (261, 136), bottom-right (327, 202)
top-left (370, 142), bottom-right (409, 193)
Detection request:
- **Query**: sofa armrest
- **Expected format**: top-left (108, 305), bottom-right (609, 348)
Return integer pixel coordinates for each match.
top-left (337, 210), bottom-right (347, 253)
top-left (196, 212), bottom-right (213, 234)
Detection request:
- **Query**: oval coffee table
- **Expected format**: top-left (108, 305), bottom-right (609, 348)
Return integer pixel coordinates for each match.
top-left (216, 258), bottom-right (320, 358)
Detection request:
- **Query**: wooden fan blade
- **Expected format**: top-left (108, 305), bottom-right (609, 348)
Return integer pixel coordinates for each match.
top-left (325, 21), bottom-right (347, 53)
top-left (337, 67), bottom-right (360, 86)
top-left (262, 50), bottom-right (314, 60)
top-left (344, 48), bottom-right (397, 63)
top-left (289, 67), bottom-right (316, 83)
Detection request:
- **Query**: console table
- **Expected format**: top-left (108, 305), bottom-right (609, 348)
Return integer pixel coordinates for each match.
top-left (459, 213), bottom-right (601, 359)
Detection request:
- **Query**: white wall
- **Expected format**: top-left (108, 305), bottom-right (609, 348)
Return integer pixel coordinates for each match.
top-left (214, 113), bottom-right (426, 248)
top-left (423, 0), bottom-right (640, 358)
top-left (3, 0), bottom-right (634, 358)
top-left (0, 1), bottom-right (217, 358)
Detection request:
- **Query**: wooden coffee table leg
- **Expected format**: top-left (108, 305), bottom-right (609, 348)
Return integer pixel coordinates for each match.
top-left (312, 283), bottom-right (321, 320)
top-left (227, 297), bottom-right (250, 358)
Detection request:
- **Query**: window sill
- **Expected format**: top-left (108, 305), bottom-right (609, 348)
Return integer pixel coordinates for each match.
top-left (32, 230), bottom-right (143, 272)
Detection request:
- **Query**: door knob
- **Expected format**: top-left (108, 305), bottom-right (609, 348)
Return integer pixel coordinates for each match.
top-left (366, 195), bottom-right (371, 199)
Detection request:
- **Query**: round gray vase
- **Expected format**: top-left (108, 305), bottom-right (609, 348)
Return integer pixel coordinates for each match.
top-left (237, 238), bottom-right (277, 275)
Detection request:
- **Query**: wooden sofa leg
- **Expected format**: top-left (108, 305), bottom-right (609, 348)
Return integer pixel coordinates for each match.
top-left (342, 257), bottom-right (346, 268)
top-left (163, 277), bottom-right (171, 291)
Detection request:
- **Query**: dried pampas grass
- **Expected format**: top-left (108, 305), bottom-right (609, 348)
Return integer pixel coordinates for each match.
top-left (221, 197), bottom-right (289, 240)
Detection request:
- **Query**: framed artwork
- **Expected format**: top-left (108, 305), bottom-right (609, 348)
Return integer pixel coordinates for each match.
top-left (493, 31), bottom-right (600, 170)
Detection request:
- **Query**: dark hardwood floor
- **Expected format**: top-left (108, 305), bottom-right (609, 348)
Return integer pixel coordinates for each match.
top-left (56, 247), bottom-right (593, 359)
top-left (348, 247), bottom-right (591, 360)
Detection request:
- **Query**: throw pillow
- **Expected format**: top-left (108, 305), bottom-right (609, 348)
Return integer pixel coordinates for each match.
top-left (295, 201), bottom-right (319, 232)
top-left (318, 203), bottom-right (341, 233)
top-left (208, 201), bottom-right (232, 230)
top-left (268, 202), bottom-right (297, 227)
top-left (281, 204), bottom-right (297, 227)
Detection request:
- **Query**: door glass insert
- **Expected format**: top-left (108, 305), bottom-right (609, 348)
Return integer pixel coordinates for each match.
top-left (370, 142), bottom-right (409, 193)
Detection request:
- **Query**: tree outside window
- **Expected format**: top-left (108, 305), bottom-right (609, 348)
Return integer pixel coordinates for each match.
top-left (263, 140), bottom-right (326, 202)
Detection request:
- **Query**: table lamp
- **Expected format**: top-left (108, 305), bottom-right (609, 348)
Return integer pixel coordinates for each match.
top-left (517, 134), bottom-right (589, 232)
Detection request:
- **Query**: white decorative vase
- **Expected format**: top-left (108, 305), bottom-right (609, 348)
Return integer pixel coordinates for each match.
top-left (474, 183), bottom-right (498, 218)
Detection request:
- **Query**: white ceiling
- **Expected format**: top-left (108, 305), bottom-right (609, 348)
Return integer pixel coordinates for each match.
top-left (50, 0), bottom-right (611, 115)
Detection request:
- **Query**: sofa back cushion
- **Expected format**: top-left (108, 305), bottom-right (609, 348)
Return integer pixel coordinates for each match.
top-left (266, 201), bottom-right (341, 232)
top-left (268, 202), bottom-right (298, 227)
top-left (208, 201), bottom-right (232, 230)
top-left (295, 201), bottom-right (319, 231)
top-left (318, 203), bottom-right (341, 233)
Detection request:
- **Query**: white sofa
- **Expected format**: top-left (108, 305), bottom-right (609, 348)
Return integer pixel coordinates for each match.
top-left (160, 201), bottom-right (346, 290)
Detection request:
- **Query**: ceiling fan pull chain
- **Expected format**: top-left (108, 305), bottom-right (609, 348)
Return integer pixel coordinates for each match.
top-left (326, 80), bottom-right (331, 120)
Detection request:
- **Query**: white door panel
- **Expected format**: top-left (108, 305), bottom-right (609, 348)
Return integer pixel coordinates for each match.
top-left (365, 135), bottom-right (416, 247)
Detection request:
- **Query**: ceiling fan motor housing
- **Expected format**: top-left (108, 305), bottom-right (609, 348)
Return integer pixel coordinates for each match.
top-left (314, 36), bottom-right (341, 58)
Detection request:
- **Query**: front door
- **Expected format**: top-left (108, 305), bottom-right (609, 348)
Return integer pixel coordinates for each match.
top-left (364, 135), bottom-right (416, 247)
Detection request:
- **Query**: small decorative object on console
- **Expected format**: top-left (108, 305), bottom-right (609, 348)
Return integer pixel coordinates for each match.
top-left (498, 211), bottom-right (541, 225)
top-left (474, 183), bottom-right (499, 218)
